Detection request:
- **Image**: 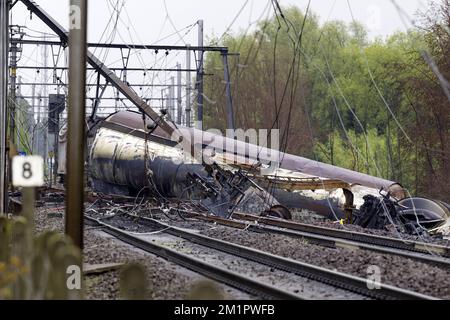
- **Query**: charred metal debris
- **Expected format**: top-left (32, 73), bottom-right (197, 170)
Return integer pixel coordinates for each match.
top-left (82, 111), bottom-right (450, 237)
top-left (353, 191), bottom-right (449, 236)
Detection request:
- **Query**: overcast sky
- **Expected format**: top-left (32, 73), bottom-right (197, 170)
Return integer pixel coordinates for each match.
top-left (11, 0), bottom-right (434, 44)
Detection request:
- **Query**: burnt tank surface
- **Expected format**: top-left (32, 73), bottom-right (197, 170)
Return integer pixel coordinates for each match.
top-left (89, 115), bottom-right (208, 198)
top-left (90, 110), bottom-right (402, 191)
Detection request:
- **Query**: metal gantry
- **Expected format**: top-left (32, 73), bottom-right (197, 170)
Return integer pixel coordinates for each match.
top-left (66, 0), bottom-right (88, 249)
top-left (10, 38), bottom-right (234, 127)
top-left (0, 0), bottom-right (10, 214)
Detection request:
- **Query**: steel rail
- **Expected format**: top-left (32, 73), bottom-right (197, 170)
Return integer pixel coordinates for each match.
top-left (92, 213), bottom-right (437, 300)
top-left (84, 216), bottom-right (303, 300)
top-left (233, 213), bottom-right (450, 258)
top-left (186, 211), bottom-right (450, 268)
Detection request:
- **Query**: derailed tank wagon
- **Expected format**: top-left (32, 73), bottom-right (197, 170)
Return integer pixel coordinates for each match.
top-left (85, 111), bottom-right (449, 235)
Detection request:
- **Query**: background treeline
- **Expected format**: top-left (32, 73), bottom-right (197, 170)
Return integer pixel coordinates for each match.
top-left (202, 1), bottom-right (449, 201)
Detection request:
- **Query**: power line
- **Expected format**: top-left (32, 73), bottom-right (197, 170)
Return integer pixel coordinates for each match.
top-left (162, 0), bottom-right (189, 45)
top-left (345, 0), bottom-right (450, 159)
top-left (390, 0), bottom-right (450, 103)
top-left (216, 0), bottom-right (251, 45)
top-left (346, 0), bottom-right (412, 145)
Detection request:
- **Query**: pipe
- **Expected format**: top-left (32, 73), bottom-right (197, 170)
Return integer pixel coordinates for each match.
top-left (66, 0), bottom-right (87, 249)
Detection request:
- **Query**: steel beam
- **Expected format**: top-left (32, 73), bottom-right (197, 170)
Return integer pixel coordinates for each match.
top-left (222, 52), bottom-right (235, 130)
top-left (176, 63), bottom-right (182, 125)
top-left (196, 20), bottom-right (204, 129)
top-left (66, 0), bottom-right (87, 249)
top-left (9, 41), bottom-right (17, 145)
top-left (19, 0), bottom-right (175, 137)
top-left (16, 82), bottom-right (186, 87)
top-left (16, 65), bottom-right (198, 72)
top-left (19, 96), bottom-right (177, 101)
top-left (169, 76), bottom-right (175, 120)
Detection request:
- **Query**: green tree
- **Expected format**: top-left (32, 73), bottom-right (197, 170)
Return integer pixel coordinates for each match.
top-left (203, 2), bottom-right (449, 201)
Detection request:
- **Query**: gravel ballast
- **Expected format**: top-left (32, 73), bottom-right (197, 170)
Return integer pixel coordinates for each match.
top-left (34, 206), bottom-right (252, 300)
top-left (34, 202), bottom-right (450, 300)
top-left (199, 226), bottom-right (450, 299)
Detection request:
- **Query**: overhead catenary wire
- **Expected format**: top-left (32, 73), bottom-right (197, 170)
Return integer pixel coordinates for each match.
top-left (390, 0), bottom-right (450, 103)
top-left (267, 1), bottom-right (392, 222)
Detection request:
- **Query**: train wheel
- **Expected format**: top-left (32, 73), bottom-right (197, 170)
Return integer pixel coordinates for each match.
top-left (262, 205), bottom-right (292, 220)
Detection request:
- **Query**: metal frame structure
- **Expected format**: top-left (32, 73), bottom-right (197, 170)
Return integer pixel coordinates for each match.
top-left (10, 35), bottom-right (235, 127)
top-left (14, 0), bottom-right (236, 246)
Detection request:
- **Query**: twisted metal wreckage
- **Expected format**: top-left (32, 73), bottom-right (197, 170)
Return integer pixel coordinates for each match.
top-left (19, 0), bottom-right (449, 237)
top-left (84, 110), bottom-right (450, 237)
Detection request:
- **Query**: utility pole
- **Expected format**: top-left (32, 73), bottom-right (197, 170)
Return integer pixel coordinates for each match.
top-left (0, 0), bottom-right (10, 214)
top-left (185, 44), bottom-right (191, 127)
top-left (166, 93), bottom-right (170, 119)
top-left (222, 51), bottom-right (235, 130)
top-left (170, 76), bottom-right (175, 121)
top-left (49, 94), bottom-right (64, 186)
top-left (177, 63), bottom-right (182, 125)
top-left (196, 20), bottom-right (204, 129)
top-left (9, 40), bottom-right (17, 145)
top-left (115, 88), bottom-right (119, 111)
top-left (17, 75), bottom-right (21, 96)
top-left (33, 93), bottom-right (41, 158)
top-left (53, 112), bottom-right (58, 186)
top-left (66, 0), bottom-right (87, 250)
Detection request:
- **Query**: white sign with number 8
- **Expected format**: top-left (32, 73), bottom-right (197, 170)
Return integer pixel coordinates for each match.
top-left (12, 156), bottom-right (44, 187)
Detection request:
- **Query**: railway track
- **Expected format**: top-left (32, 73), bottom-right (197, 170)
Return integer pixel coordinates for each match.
top-left (85, 194), bottom-right (450, 266)
top-left (85, 215), bottom-right (301, 300)
top-left (85, 214), bottom-right (437, 300)
top-left (180, 210), bottom-right (450, 268)
top-left (234, 213), bottom-right (450, 258)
